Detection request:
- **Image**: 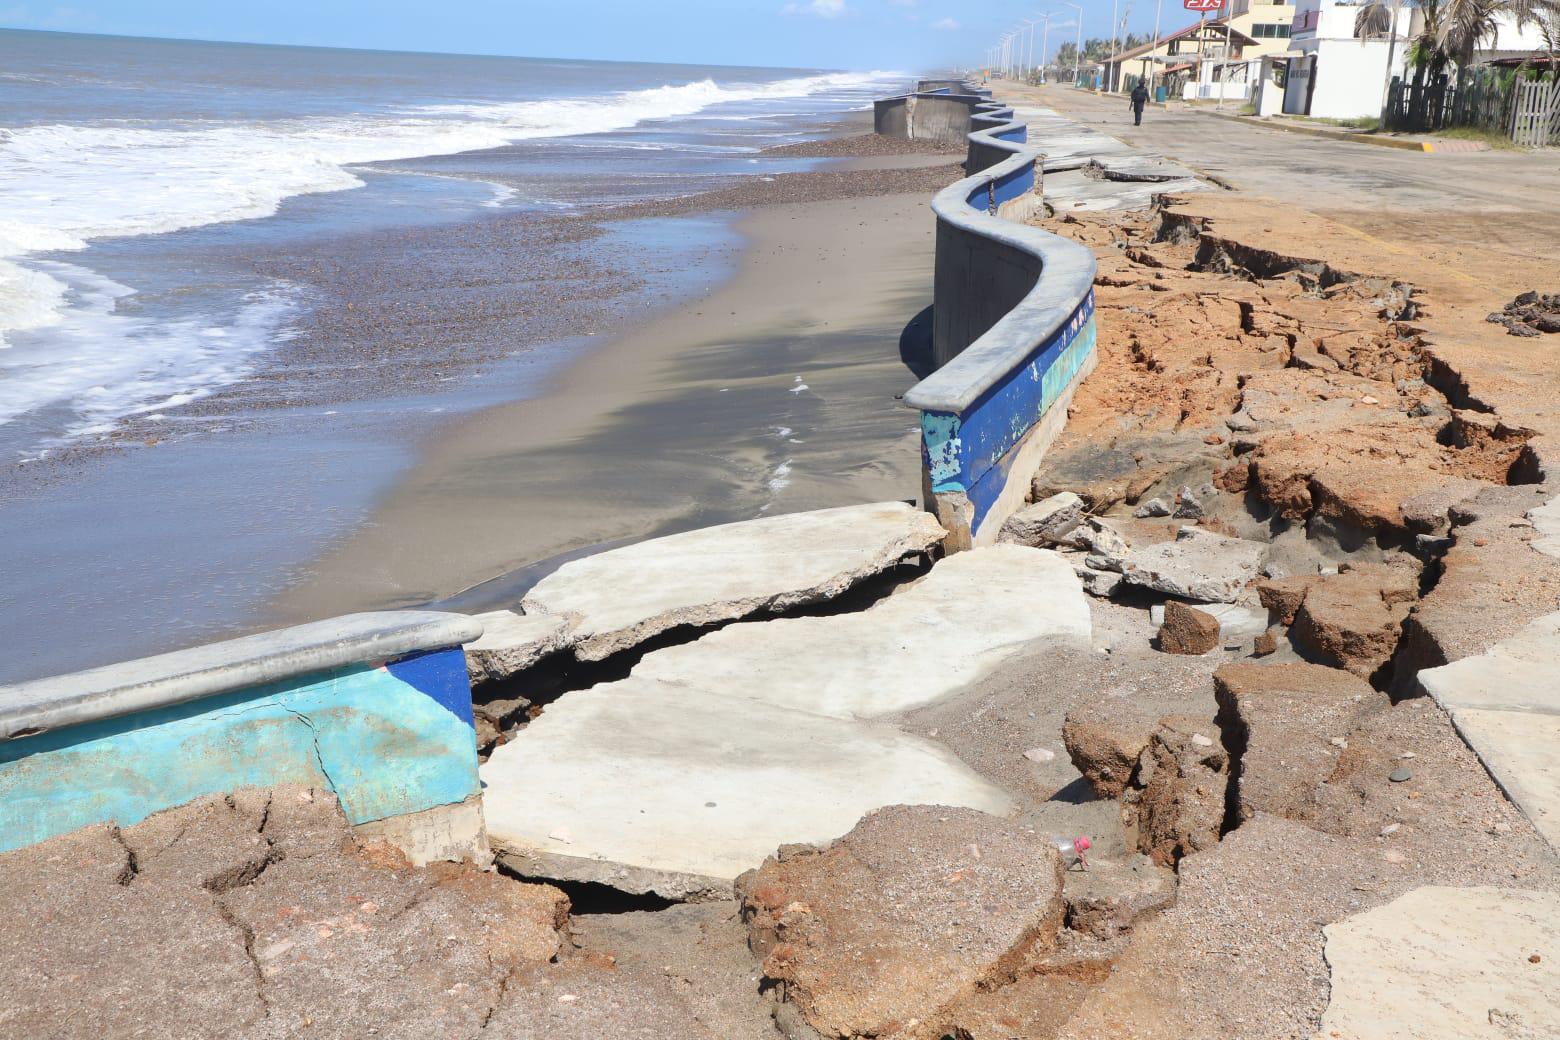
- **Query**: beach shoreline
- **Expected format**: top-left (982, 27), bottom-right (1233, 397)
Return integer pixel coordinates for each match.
top-left (267, 161), bottom-right (949, 623)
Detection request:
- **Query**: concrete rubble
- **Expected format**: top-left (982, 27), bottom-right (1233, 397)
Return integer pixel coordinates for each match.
top-left (1120, 528), bottom-right (1268, 603)
top-left (998, 490), bottom-right (1086, 547)
top-left (481, 546), bottom-right (1091, 898)
top-left (520, 501), bottom-right (946, 660)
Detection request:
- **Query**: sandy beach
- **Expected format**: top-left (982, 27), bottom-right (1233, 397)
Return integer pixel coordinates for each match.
top-left (270, 157), bottom-right (951, 621)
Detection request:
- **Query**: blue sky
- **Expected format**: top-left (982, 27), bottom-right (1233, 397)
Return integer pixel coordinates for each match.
top-left (0, 1), bottom-right (1175, 71)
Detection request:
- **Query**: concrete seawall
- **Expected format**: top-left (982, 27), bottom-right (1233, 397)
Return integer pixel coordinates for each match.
top-left (888, 88), bottom-right (1100, 548)
top-left (0, 611), bottom-right (488, 863)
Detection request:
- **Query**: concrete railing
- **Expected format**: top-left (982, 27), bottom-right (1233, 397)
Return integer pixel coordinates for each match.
top-left (0, 611), bottom-right (488, 863)
top-left (901, 93), bottom-right (1099, 549)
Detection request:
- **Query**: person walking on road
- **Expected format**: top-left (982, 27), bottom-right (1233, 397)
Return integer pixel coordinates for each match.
top-left (1130, 81), bottom-right (1149, 126)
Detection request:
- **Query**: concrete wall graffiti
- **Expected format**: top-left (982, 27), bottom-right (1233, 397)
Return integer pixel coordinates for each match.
top-left (0, 611), bottom-right (487, 863)
top-left (900, 91), bottom-right (1100, 549)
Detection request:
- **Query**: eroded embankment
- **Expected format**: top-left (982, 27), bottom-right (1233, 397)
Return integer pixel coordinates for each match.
top-left (1035, 199), bottom-right (1545, 695)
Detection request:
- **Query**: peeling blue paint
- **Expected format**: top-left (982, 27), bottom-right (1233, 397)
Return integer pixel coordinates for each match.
top-left (0, 649), bottom-right (480, 854)
top-left (917, 292), bottom-right (1097, 536)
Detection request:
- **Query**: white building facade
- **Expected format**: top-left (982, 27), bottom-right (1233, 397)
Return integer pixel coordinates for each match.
top-left (1283, 0), bottom-right (1412, 119)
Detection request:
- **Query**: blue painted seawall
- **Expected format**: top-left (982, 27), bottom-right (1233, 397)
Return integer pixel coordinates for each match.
top-left (896, 88), bottom-right (1100, 547)
top-left (0, 611), bottom-right (484, 856)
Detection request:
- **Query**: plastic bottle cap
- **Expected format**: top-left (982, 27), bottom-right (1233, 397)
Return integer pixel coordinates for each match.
top-left (1073, 836), bottom-right (1092, 852)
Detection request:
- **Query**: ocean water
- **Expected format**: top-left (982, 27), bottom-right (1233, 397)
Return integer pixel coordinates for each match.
top-left (0, 29), bottom-right (912, 682)
top-left (0, 29), bottom-right (906, 454)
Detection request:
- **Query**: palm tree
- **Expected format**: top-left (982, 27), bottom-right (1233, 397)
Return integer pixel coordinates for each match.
top-left (1355, 0), bottom-right (1406, 112)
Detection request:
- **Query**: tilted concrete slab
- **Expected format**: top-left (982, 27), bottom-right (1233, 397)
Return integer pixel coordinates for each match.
top-left (629, 546), bottom-right (1092, 718)
top-left (481, 685), bottom-right (1012, 899)
top-left (463, 610), bottom-right (571, 686)
top-left (520, 502), bottom-right (946, 661)
top-left (483, 546), bottom-right (1089, 898)
top-left (1419, 611), bottom-right (1560, 850)
top-left (1321, 886), bottom-right (1560, 1039)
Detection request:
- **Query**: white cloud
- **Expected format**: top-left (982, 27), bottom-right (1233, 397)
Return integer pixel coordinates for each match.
top-left (932, 17), bottom-right (960, 30)
top-left (781, 0), bottom-right (847, 17)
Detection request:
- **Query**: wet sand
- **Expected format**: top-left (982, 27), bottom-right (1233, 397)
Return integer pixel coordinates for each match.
top-left (269, 186), bottom-right (942, 621)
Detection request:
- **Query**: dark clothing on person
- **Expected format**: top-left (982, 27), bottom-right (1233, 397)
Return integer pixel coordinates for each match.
top-left (1130, 83), bottom-right (1149, 125)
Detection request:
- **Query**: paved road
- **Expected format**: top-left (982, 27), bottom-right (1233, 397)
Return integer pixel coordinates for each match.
top-left (1007, 83), bottom-right (1560, 266)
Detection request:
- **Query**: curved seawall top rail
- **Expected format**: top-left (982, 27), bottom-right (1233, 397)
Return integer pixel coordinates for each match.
top-left (900, 92), bottom-right (1099, 549)
top-left (0, 611), bottom-right (482, 740)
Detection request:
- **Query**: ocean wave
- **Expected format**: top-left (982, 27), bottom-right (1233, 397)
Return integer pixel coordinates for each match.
top-left (0, 67), bottom-right (903, 436)
top-left (0, 261), bottom-right (297, 439)
top-left (0, 69), bottom-right (900, 351)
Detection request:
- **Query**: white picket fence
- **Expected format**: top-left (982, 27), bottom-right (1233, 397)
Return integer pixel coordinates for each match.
top-left (1509, 79), bottom-right (1560, 147)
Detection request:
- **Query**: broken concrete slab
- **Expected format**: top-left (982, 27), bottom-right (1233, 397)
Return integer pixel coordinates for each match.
top-left (1120, 527), bottom-right (1267, 603)
top-left (1321, 886), bottom-right (1560, 1039)
top-left (627, 546), bottom-right (1092, 719)
top-left (482, 547), bottom-right (1089, 897)
top-left (465, 610), bottom-right (572, 685)
top-left (0, 787), bottom-right (570, 1039)
top-left (998, 491), bottom-right (1086, 547)
top-left (1288, 560), bottom-right (1420, 679)
top-left (1063, 854), bottom-right (1176, 940)
top-left (521, 502), bottom-right (945, 660)
top-left (482, 686), bottom-right (1013, 899)
top-left (1418, 611), bottom-right (1560, 849)
top-left (735, 805), bottom-right (1065, 1040)
top-left (1213, 663), bottom-right (1388, 827)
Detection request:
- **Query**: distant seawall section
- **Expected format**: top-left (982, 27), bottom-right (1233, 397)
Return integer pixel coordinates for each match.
top-left (882, 85), bottom-right (1099, 549)
top-left (0, 612), bottom-right (488, 864)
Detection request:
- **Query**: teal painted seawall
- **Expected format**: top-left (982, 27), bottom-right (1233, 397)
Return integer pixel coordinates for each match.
top-left (0, 646), bottom-right (480, 854)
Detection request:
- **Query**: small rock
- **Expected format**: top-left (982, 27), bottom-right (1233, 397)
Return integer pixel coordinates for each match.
top-left (1135, 497), bottom-right (1171, 518)
top-left (1190, 733), bottom-right (1214, 748)
top-left (1158, 601), bottom-right (1221, 655)
top-left (1380, 823), bottom-right (1399, 836)
top-left (1075, 565), bottom-right (1124, 598)
top-left (1329, 737), bottom-right (1348, 749)
top-left (1360, 395), bottom-right (1379, 406)
top-left (1253, 628), bottom-right (1279, 656)
top-left (1398, 751), bottom-right (1416, 759)
top-left (999, 492), bottom-right (1086, 547)
top-left (1172, 486), bottom-right (1203, 520)
top-left (1023, 747), bottom-right (1056, 764)
top-left (1073, 517), bottom-right (1131, 561)
top-left (1388, 767), bottom-right (1413, 783)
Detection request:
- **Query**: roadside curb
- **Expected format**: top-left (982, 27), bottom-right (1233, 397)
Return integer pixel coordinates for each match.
top-left (1205, 111), bottom-right (1491, 153)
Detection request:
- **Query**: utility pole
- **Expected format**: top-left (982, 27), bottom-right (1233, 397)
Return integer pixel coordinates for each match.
top-left (1062, 3), bottom-right (1084, 87)
top-left (1150, 0), bottom-right (1162, 97)
top-left (1111, 0), bottom-right (1120, 92)
top-left (1040, 14), bottom-right (1053, 84)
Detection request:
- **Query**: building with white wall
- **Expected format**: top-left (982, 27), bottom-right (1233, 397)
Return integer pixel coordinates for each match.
top-left (1283, 0), bottom-right (1412, 119)
top-left (1228, 0), bottom-right (1300, 60)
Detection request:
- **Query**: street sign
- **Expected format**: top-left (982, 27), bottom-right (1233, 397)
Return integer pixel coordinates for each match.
top-left (1184, 0), bottom-right (1222, 10)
